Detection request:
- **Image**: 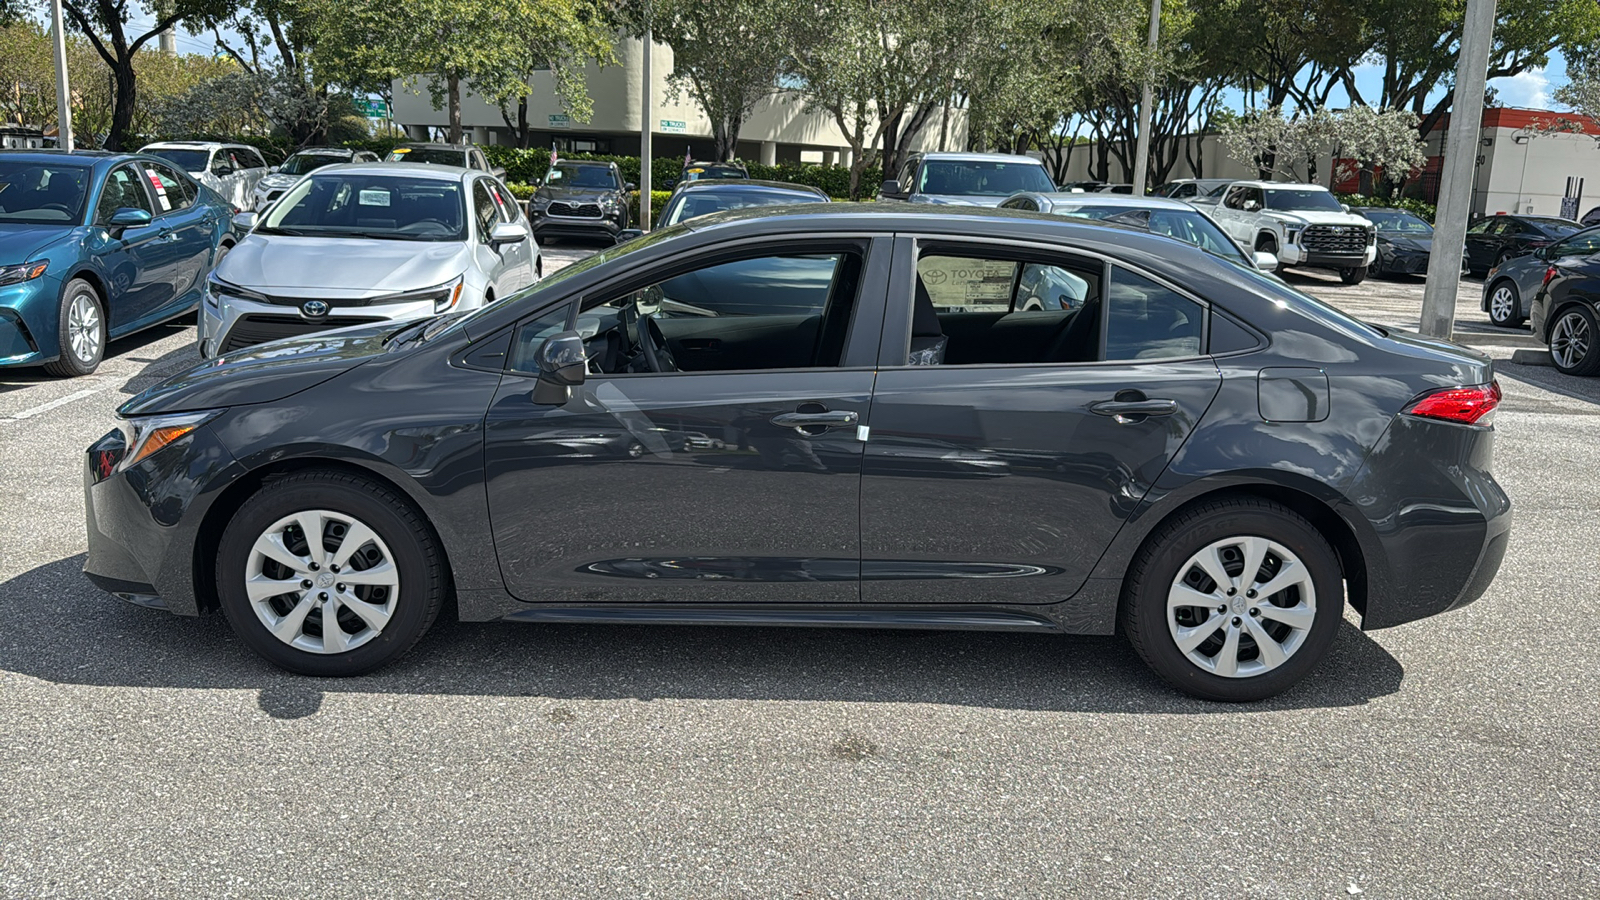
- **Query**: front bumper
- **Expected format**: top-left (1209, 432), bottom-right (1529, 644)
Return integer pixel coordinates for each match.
top-left (83, 421), bottom-right (244, 616)
top-left (531, 210), bottom-right (625, 239)
top-left (199, 292), bottom-right (438, 358)
top-left (1278, 244), bottom-right (1377, 269)
top-left (0, 277), bottom-right (56, 368)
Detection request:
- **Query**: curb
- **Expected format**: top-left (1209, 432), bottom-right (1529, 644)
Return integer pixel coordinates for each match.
top-left (1510, 349), bottom-right (1553, 367)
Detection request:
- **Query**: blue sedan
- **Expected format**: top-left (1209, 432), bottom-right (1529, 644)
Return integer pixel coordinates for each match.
top-left (0, 151), bottom-right (234, 376)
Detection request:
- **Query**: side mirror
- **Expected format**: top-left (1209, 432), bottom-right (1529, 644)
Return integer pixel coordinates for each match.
top-left (268, 165), bottom-right (280, 174)
top-left (617, 228), bottom-right (645, 242)
top-left (107, 207), bottom-right (152, 230)
top-left (531, 177), bottom-right (542, 188)
top-left (1533, 246), bottom-right (1550, 260)
top-left (1340, 203), bottom-right (1351, 213)
top-left (1253, 250), bottom-right (1279, 271)
top-left (1243, 200), bottom-right (1260, 211)
top-left (880, 179), bottom-right (901, 197)
top-left (625, 182), bottom-right (637, 192)
top-left (489, 221), bottom-right (529, 245)
top-left (232, 211), bottom-right (258, 231)
top-left (212, 165), bottom-right (235, 177)
top-left (532, 331), bottom-right (587, 405)
top-left (491, 166), bottom-right (507, 179)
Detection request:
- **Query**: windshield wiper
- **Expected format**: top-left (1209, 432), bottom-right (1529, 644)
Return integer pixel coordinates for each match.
top-left (254, 225), bottom-right (307, 236)
top-left (340, 231), bottom-right (428, 241)
top-left (382, 317), bottom-right (437, 346)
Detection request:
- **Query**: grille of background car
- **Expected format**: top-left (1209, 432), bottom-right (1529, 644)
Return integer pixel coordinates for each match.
top-left (549, 202), bottom-right (604, 218)
top-left (1302, 225), bottom-right (1370, 255)
top-left (221, 315), bottom-right (386, 352)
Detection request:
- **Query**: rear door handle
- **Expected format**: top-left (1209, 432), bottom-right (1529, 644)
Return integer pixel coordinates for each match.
top-left (771, 409), bottom-right (858, 432)
top-left (1089, 399), bottom-right (1177, 421)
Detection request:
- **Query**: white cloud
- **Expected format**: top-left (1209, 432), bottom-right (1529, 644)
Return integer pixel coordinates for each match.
top-left (1490, 69), bottom-right (1553, 110)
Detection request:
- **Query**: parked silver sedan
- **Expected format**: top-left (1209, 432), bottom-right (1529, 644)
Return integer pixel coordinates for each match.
top-left (197, 164), bottom-right (539, 358)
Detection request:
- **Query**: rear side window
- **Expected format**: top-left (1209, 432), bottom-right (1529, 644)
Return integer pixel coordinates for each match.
top-left (1105, 268), bottom-right (1205, 360)
top-left (142, 162), bottom-right (195, 211)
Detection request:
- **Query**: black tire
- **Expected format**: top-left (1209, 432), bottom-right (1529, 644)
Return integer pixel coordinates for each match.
top-left (1486, 280), bottom-right (1525, 328)
top-left (1120, 497), bottom-right (1344, 702)
top-left (215, 469), bottom-right (448, 676)
top-left (1339, 265), bottom-right (1368, 285)
top-left (1548, 305), bottom-right (1600, 377)
top-left (42, 277), bottom-right (105, 377)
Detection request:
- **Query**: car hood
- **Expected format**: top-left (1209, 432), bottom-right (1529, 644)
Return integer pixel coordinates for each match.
top-left (1379, 234), bottom-right (1432, 252)
top-left (120, 322), bottom-right (401, 416)
top-left (256, 172), bottom-right (300, 190)
top-left (909, 194), bottom-right (1010, 208)
top-left (1264, 210), bottom-right (1372, 227)
top-left (0, 222), bottom-right (75, 261)
top-left (536, 185), bottom-right (619, 201)
top-left (217, 235), bottom-right (471, 296)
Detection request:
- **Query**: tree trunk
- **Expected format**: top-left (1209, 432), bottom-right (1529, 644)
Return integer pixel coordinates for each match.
top-left (447, 74), bottom-right (463, 144)
top-left (518, 97), bottom-right (529, 148)
top-left (107, 59), bottom-right (136, 151)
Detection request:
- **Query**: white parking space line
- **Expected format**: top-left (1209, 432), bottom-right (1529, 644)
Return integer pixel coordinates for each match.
top-left (5, 383), bottom-right (108, 421)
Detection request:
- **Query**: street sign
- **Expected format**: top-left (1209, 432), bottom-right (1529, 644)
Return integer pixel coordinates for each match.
top-left (357, 99), bottom-right (389, 119)
top-left (548, 114), bottom-right (571, 129)
top-left (660, 119), bottom-right (687, 134)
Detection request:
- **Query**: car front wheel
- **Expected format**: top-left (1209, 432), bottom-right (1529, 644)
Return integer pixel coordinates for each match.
top-left (43, 278), bottom-right (106, 377)
top-left (1549, 305), bottom-right (1600, 376)
top-left (1339, 265), bottom-right (1368, 285)
top-left (1487, 281), bottom-right (1524, 327)
top-left (216, 469), bottom-right (447, 675)
top-left (1120, 498), bottom-right (1343, 702)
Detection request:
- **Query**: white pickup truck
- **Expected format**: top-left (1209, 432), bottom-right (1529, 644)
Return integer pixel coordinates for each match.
top-left (1207, 181), bottom-right (1377, 284)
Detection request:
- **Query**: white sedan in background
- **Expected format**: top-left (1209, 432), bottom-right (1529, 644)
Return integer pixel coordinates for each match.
top-left (199, 164), bottom-right (540, 358)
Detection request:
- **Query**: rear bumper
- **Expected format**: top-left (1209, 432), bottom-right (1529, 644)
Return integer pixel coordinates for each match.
top-left (1346, 414), bottom-right (1511, 629)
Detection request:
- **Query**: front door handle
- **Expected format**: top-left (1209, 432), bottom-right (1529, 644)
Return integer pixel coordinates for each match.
top-left (1090, 398), bottom-right (1177, 423)
top-left (771, 409), bottom-right (858, 433)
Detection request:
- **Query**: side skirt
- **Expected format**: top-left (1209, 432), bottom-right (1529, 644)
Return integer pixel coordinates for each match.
top-left (500, 605), bottom-right (1062, 633)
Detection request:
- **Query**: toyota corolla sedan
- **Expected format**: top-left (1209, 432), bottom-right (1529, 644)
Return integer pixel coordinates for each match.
top-left (198, 163), bottom-right (539, 357)
top-left (84, 205), bottom-right (1510, 702)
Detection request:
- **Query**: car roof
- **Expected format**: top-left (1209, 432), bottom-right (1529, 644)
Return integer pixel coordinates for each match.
top-left (673, 178), bottom-right (826, 197)
top-left (396, 142), bottom-right (472, 151)
top-left (314, 162), bottom-right (478, 181)
top-left (141, 141), bottom-right (251, 150)
top-left (551, 159), bottom-right (615, 167)
top-left (0, 150), bottom-right (114, 166)
top-left (291, 147), bottom-right (358, 154)
top-left (911, 152), bottom-right (1045, 165)
top-left (1024, 193), bottom-right (1195, 211)
top-left (1228, 181), bottom-right (1331, 191)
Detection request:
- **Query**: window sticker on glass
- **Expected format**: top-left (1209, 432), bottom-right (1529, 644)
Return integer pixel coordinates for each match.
top-left (147, 171), bottom-right (172, 211)
top-left (916, 256), bottom-right (1017, 311)
top-left (358, 189), bottom-right (392, 207)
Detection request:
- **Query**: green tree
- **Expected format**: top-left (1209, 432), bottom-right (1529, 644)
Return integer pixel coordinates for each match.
top-left (0, 20), bottom-right (56, 129)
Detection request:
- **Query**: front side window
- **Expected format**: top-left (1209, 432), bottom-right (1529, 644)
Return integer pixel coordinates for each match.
top-left (93, 165), bottom-right (151, 224)
top-left (263, 173), bottom-right (466, 241)
top-left (472, 179), bottom-right (498, 241)
top-left (916, 161), bottom-right (1054, 196)
top-left (508, 302), bottom-right (575, 373)
top-left (575, 249), bottom-right (866, 374)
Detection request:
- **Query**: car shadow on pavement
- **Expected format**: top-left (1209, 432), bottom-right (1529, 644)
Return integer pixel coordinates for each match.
top-left (118, 337), bottom-right (203, 397)
top-left (0, 323), bottom-right (192, 395)
top-left (1, 556), bottom-right (1405, 716)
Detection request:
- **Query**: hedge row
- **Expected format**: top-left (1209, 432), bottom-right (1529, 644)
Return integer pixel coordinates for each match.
top-left (483, 146), bottom-right (878, 199)
top-left (1335, 192), bottom-right (1437, 223)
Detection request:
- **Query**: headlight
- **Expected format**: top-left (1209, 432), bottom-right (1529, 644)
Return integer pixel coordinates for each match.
top-left (371, 275), bottom-right (465, 313)
top-left (0, 261), bottom-right (48, 286)
top-left (113, 410), bottom-right (222, 472)
top-left (205, 275), bottom-right (260, 310)
top-left (531, 196), bottom-right (551, 211)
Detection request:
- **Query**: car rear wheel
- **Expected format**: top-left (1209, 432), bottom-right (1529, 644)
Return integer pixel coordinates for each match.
top-left (1487, 281), bottom-right (1524, 327)
top-left (216, 470), bottom-right (447, 676)
top-left (43, 278), bottom-right (105, 378)
top-left (1549, 306), bottom-right (1600, 376)
top-left (1120, 498), bottom-right (1343, 702)
top-left (1339, 265), bottom-right (1368, 285)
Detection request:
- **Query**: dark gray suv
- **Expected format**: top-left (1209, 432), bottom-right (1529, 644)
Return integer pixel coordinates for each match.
top-left (83, 205), bottom-right (1509, 702)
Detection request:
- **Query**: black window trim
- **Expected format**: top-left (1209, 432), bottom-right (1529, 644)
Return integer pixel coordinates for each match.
top-left (887, 232), bottom-right (1219, 370)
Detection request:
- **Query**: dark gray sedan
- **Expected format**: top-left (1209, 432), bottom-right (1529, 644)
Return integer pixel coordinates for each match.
top-left (1482, 225), bottom-right (1600, 328)
top-left (82, 205), bottom-right (1509, 702)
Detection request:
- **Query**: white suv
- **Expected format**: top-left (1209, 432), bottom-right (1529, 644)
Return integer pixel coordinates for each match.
top-left (140, 141), bottom-right (269, 211)
top-left (1209, 181), bottom-right (1377, 284)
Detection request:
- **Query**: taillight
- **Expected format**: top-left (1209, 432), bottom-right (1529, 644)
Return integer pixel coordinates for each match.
top-left (1406, 381), bottom-right (1501, 426)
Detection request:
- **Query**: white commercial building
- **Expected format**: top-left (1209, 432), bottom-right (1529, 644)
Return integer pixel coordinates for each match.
top-left (390, 38), bottom-right (967, 166)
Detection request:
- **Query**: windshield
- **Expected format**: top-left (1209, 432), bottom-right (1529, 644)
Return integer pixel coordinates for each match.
top-left (663, 189), bottom-right (817, 225)
top-left (682, 165), bottom-right (746, 182)
top-left (386, 147), bottom-right (467, 166)
top-left (1363, 211), bottom-right (1433, 234)
top-left (1264, 189), bottom-right (1343, 212)
top-left (918, 161), bottom-right (1055, 196)
top-left (144, 148), bottom-right (210, 172)
top-left (280, 153), bottom-right (348, 176)
top-left (545, 164), bottom-right (618, 189)
top-left (1054, 204), bottom-right (1249, 264)
top-left (261, 173), bottom-right (466, 241)
top-left (0, 162), bottom-right (90, 225)
top-left (1205, 183), bottom-right (1233, 197)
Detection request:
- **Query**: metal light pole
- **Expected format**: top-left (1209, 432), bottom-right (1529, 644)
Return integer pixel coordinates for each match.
top-left (639, 24), bottom-right (653, 231)
top-left (1131, 0), bottom-right (1161, 195)
top-left (1419, 0), bottom-right (1497, 338)
top-left (50, 0), bottom-right (74, 151)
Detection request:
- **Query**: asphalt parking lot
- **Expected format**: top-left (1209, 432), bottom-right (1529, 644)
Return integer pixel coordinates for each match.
top-left (2, 246), bottom-right (1598, 897)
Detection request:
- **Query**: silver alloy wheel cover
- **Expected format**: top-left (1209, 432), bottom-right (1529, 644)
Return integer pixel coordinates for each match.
top-left (67, 292), bottom-right (101, 363)
top-left (1490, 286), bottom-right (1515, 322)
top-left (1166, 535), bottom-right (1316, 679)
top-left (1551, 311), bottom-right (1590, 369)
top-left (245, 509), bottom-right (400, 654)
